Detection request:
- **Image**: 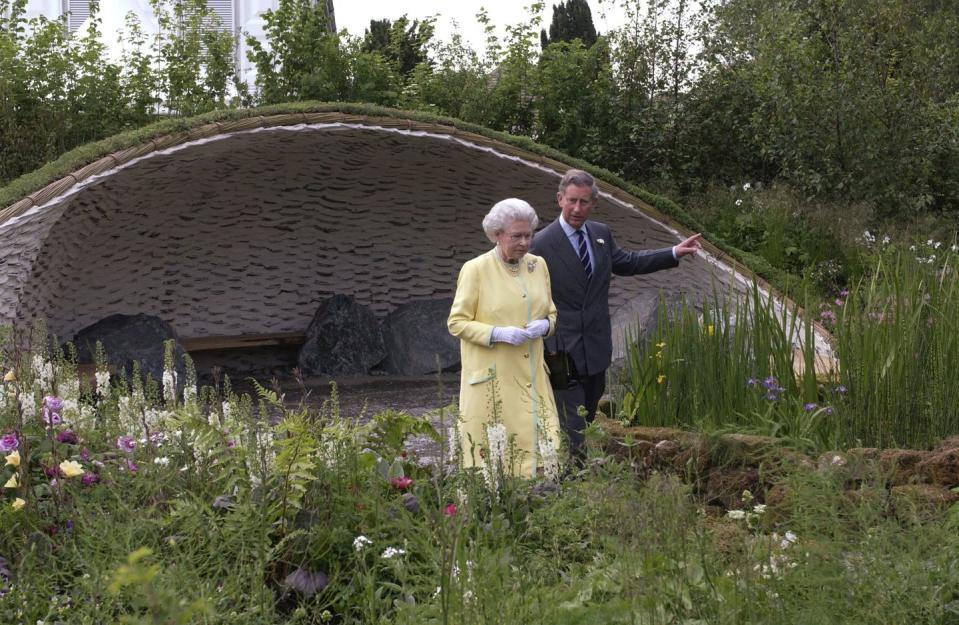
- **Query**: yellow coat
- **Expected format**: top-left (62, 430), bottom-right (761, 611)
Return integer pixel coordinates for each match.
top-left (448, 249), bottom-right (562, 477)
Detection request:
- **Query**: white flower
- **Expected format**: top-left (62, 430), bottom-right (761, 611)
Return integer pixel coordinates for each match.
top-left (153, 456), bottom-right (170, 466)
top-left (446, 425), bottom-right (460, 465)
top-left (781, 531), bottom-right (798, 548)
top-left (353, 535), bottom-right (373, 551)
top-left (162, 369), bottom-right (177, 403)
top-left (934, 241), bottom-right (942, 249)
top-left (726, 509), bottom-right (746, 520)
top-left (381, 546), bottom-right (406, 559)
top-left (753, 504), bottom-right (767, 514)
top-left (882, 235), bottom-right (891, 245)
top-left (32, 355), bottom-right (53, 391)
top-left (95, 370), bottom-right (110, 394)
top-left (483, 423), bottom-right (508, 489)
top-left (538, 435), bottom-right (560, 482)
top-left (735, 199), bottom-right (743, 206)
top-left (742, 182), bottom-right (751, 191)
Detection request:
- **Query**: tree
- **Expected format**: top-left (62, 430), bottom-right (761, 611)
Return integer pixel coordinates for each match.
top-left (540, 0), bottom-right (597, 49)
top-left (361, 16), bottom-right (434, 76)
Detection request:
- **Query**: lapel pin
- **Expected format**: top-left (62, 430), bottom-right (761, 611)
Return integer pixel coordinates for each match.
top-left (527, 259), bottom-right (538, 273)
top-left (597, 238), bottom-right (605, 246)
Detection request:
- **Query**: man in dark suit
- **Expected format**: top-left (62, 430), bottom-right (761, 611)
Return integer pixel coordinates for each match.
top-left (531, 169), bottom-right (702, 464)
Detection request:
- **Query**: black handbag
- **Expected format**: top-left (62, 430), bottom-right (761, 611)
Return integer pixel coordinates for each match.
top-left (544, 335), bottom-right (578, 390)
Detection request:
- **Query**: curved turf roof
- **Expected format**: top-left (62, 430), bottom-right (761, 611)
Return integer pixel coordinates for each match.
top-left (0, 104), bottom-right (760, 353)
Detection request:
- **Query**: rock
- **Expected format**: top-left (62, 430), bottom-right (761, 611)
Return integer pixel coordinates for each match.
top-left (879, 449), bottom-right (929, 486)
top-left (297, 295), bottom-right (386, 376)
top-left (916, 449), bottom-right (959, 486)
top-left (890, 484), bottom-right (959, 515)
top-left (704, 466), bottom-right (761, 509)
top-left (72, 313), bottom-right (185, 383)
top-left (380, 298), bottom-right (459, 375)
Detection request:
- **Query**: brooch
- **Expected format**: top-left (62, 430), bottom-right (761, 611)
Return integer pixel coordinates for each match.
top-left (527, 259), bottom-right (538, 273)
top-left (597, 238), bottom-right (605, 246)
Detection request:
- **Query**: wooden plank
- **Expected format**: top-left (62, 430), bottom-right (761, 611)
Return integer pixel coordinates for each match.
top-left (181, 332), bottom-right (306, 352)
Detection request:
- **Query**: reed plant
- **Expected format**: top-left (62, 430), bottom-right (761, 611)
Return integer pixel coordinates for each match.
top-left (833, 241), bottom-right (959, 448)
top-left (617, 282), bottom-right (828, 450)
top-left (617, 239), bottom-right (959, 450)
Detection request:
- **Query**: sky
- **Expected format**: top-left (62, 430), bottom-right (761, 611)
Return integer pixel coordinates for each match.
top-left (335, 1), bottom-right (626, 50)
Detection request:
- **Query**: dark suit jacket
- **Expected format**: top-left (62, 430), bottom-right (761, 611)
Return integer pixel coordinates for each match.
top-left (531, 219), bottom-right (678, 377)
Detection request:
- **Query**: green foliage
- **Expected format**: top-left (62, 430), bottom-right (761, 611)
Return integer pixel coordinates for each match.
top-left (3, 336), bottom-right (959, 622)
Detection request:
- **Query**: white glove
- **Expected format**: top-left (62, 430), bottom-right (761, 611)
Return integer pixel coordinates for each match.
top-left (525, 319), bottom-right (550, 338)
top-left (491, 326), bottom-right (531, 345)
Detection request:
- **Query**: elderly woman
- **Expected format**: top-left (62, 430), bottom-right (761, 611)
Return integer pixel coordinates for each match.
top-left (448, 198), bottom-right (562, 479)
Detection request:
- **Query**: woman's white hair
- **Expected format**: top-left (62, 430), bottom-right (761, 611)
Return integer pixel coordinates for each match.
top-left (482, 198), bottom-right (539, 243)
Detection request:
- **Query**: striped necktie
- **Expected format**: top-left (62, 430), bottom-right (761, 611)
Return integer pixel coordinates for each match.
top-left (575, 229), bottom-right (592, 279)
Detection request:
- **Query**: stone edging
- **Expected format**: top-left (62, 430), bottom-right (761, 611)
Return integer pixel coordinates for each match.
top-left (597, 417), bottom-right (959, 513)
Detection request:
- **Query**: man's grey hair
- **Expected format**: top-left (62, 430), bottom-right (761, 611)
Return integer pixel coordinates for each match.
top-left (558, 169), bottom-right (599, 199)
top-left (482, 198), bottom-right (539, 243)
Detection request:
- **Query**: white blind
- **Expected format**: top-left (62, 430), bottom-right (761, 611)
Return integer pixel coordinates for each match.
top-left (204, 0), bottom-right (234, 33)
top-left (66, 0), bottom-right (90, 33)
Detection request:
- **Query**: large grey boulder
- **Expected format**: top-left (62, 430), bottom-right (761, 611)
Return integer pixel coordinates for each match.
top-left (298, 295), bottom-right (386, 375)
top-left (380, 298), bottom-right (460, 375)
top-left (73, 313), bottom-right (186, 383)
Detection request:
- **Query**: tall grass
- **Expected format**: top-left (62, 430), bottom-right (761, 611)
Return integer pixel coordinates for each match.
top-left (617, 282), bottom-right (827, 449)
top-left (617, 241), bottom-right (959, 450)
top-left (835, 246), bottom-right (959, 448)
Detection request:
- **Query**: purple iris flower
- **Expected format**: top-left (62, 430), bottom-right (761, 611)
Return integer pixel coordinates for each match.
top-left (824, 406), bottom-right (834, 415)
top-left (834, 385), bottom-right (848, 395)
top-left (803, 403), bottom-right (818, 412)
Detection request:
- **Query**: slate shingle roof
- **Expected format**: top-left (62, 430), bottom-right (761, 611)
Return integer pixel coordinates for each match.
top-left (0, 120), bottom-right (743, 348)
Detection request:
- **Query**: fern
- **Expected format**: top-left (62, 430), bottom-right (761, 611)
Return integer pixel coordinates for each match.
top-left (272, 413), bottom-right (319, 531)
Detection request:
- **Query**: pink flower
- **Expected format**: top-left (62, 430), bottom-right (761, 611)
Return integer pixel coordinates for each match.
top-left (123, 459), bottom-right (139, 473)
top-left (116, 436), bottom-right (136, 453)
top-left (389, 476), bottom-right (413, 490)
top-left (444, 503), bottom-right (457, 517)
